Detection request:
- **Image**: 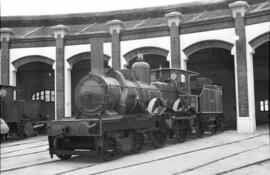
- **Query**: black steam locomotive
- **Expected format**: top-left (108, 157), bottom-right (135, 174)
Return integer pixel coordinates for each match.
top-left (48, 59), bottom-right (223, 160)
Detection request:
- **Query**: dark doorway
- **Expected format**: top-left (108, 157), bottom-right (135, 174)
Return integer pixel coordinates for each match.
top-left (188, 48), bottom-right (236, 127)
top-left (128, 54), bottom-right (169, 69)
top-left (17, 62), bottom-right (54, 120)
top-left (253, 41), bottom-right (269, 125)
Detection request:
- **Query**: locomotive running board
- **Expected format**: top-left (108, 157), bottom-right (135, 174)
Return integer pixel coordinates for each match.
top-left (174, 115), bottom-right (196, 120)
top-left (55, 150), bottom-right (95, 156)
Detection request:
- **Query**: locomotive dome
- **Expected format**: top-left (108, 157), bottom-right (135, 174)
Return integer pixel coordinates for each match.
top-left (132, 58), bottom-right (150, 69)
top-left (132, 56), bottom-right (151, 83)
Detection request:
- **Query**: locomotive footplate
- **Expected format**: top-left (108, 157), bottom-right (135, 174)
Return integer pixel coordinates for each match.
top-left (48, 114), bottom-right (156, 137)
top-left (48, 114), bottom-right (157, 159)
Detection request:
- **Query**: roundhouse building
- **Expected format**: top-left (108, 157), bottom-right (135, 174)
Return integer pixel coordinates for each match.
top-left (0, 0), bottom-right (269, 133)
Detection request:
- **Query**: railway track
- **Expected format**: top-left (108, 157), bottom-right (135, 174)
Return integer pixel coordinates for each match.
top-left (0, 159), bottom-right (63, 173)
top-left (174, 144), bottom-right (269, 174)
top-left (0, 132), bottom-right (268, 174)
top-left (0, 150), bottom-right (48, 159)
top-left (1, 143), bottom-right (48, 155)
top-left (0, 138), bottom-right (47, 148)
top-left (53, 132), bottom-right (269, 175)
top-left (216, 158), bottom-right (270, 175)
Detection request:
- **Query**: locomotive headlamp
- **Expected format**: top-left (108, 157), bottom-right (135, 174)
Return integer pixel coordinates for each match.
top-left (170, 73), bottom-right (177, 80)
top-left (0, 89), bottom-right (7, 97)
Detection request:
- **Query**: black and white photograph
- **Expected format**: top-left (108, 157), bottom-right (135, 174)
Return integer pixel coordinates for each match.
top-left (0, 0), bottom-right (269, 174)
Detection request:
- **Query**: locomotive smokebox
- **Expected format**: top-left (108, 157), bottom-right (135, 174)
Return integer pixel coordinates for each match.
top-left (74, 74), bottom-right (121, 116)
top-left (132, 54), bottom-right (150, 83)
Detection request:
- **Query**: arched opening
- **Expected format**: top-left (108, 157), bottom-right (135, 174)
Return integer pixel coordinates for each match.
top-left (187, 47), bottom-right (236, 128)
top-left (124, 47), bottom-right (169, 69)
top-left (16, 60), bottom-right (54, 121)
top-left (253, 41), bottom-right (269, 125)
top-left (69, 52), bottom-right (109, 115)
top-left (128, 54), bottom-right (169, 69)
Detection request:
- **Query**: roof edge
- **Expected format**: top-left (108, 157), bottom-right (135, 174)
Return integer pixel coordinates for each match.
top-left (1, 0), bottom-right (265, 28)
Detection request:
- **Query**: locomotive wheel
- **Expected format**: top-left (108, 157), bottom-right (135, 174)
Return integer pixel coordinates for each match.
top-left (98, 136), bottom-right (117, 161)
top-left (150, 130), bottom-right (167, 148)
top-left (56, 154), bottom-right (72, 160)
top-left (131, 142), bottom-right (142, 154)
top-left (23, 121), bottom-right (34, 137)
top-left (131, 132), bottom-right (144, 154)
top-left (210, 127), bottom-right (217, 135)
top-left (216, 115), bottom-right (224, 133)
top-left (195, 119), bottom-right (204, 138)
top-left (54, 138), bottom-right (72, 160)
top-left (173, 121), bottom-right (189, 143)
top-left (196, 124), bottom-right (204, 138)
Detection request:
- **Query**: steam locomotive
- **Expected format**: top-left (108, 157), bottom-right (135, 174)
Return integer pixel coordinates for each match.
top-left (0, 85), bottom-right (48, 139)
top-left (48, 59), bottom-right (223, 160)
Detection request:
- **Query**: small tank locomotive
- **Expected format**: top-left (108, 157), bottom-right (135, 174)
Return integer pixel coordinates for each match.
top-left (48, 59), bottom-right (223, 160)
top-left (0, 85), bottom-right (35, 138)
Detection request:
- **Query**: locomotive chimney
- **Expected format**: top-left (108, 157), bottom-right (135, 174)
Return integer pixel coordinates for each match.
top-left (132, 53), bottom-right (150, 83)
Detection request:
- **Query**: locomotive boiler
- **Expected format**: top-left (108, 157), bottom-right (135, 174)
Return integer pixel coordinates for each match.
top-left (48, 59), bottom-right (223, 161)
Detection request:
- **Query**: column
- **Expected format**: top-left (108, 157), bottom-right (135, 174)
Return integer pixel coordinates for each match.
top-left (11, 68), bottom-right (17, 100)
top-left (90, 38), bottom-right (104, 75)
top-left (107, 19), bottom-right (123, 70)
top-left (0, 28), bottom-right (13, 85)
top-left (52, 25), bottom-right (68, 120)
top-left (246, 47), bottom-right (256, 132)
top-left (65, 66), bottom-right (72, 117)
top-left (229, 1), bottom-right (255, 132)
top-left (181, 55), bottom-right (188, 70)
top-left (165, 12), bottom-right (183, 69)
top-left (11, 68), bottom-right (17, 86)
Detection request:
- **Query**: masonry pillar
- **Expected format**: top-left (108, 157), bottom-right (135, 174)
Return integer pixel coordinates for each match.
top-left (181, 57), bottom-right (188, 70)
top-left (165, 12), bottom-right (183, 69)
top-left (64, 65), bottom-right (72, 117)
top-left (0, 28), bottom-right (13, 85)
top-left (90, 38), bottom-right (104, 75)
top-left (11, 68), bottom-right (17, 86)
top-left (52, 25), bottom-right (68, 120)
top-left (229, 1), bottom-right (255, 132)
top-left (107, 20), bottom-right (123, 70)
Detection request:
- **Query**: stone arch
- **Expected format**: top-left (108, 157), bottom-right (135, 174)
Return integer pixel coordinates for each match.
top-left (183, 40), bottom-right (234, 57)
top-left (67, 52), bottom-right (110, 66)
top-left (12, 55), bottom-right (54, 69)
top-left (123, 46), bottom-right (169, 64)
top-left (249, 32), bottom-right (270, 50)
top-left (13, 55), bottom-right (55, 120)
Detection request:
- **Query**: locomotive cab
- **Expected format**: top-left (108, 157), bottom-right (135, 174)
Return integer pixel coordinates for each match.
top-left (150, 68), bottom-right (198, 95)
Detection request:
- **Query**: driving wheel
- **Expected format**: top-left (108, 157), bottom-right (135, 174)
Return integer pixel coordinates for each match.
top-left (54, 138), bottom-right (72, 160)
top-left (150, 130), bottom-right (167, 148)
top-left (173, 120), bottom-right (189, 143)
top-left (98, 136), bottom-right (117, 161)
